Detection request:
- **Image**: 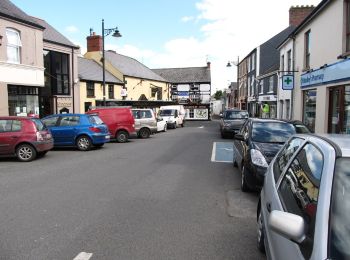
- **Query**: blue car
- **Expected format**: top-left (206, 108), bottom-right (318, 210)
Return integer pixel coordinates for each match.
top-left (42, 113), bottom-right (110, 151)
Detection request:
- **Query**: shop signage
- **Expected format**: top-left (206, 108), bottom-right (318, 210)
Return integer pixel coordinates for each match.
top-left (301, 59), bottom-right (350, 88)
top-left (282, 75), bottom-right (294, 90)
top-left (57, 97), bottom-right (72, 108)
top-left (258, 95), bottom-right (277, 102)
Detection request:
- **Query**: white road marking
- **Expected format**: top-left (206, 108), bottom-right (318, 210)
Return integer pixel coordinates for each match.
top-left (198, 126), bottom-right (204, 128)
top-left (73, 252), bottom-right (93, 260)
top-left (211, 142), bottom-right (217, 162)
top-left (219, 148), bottom-right (233, 151)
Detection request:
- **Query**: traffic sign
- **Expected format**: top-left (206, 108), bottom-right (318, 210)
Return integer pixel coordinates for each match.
top-left (282, 75), bottom-right (294, 90)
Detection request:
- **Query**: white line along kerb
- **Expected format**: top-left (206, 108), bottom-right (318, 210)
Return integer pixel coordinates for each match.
top-left (73, 252), bottom-right (93, 260)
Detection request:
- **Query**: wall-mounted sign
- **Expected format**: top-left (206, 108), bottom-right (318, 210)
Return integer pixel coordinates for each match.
top-left (301, 59), bottom-right (350, 88)
top-left (57, 97), bottom-right (72, 108)
top-left (121, 88), bottom-right (127, 97)
top-left (282, 74), bottom-right (294, 90)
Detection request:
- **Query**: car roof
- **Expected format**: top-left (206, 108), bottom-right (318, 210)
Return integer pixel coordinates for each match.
top-left (0, 116), bottom-right (33, 120)
top-left (249, 118), bottom-right (288, 123)
top-left (43, 113), bottom-right (86, 117)
top-left (315, 134), bottom-right (350, 157)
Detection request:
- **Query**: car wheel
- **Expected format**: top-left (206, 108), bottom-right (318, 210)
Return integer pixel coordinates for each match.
top-left (76, 135), bottom-right (92, 151)
top-left (139, 128), bottom-right (151, 138)
top-left (116, 130), bottom-right (128, 143)
top-left (257, 210), bottom-right (266, 253)
top-left (241, 164), bottom-right (250, 192)
top-left (163, 124), bottom-right (167, 132)
top-left (16, 144), bottom-right (37, 162)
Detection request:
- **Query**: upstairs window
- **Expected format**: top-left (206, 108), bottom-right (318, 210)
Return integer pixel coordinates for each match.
top-left (6, 28), bottom-right (21, 63)
top-left (305, 30), bottom-right (311, 69)
top-left (287, 50), bottom-right (292, 72)
top-left (86, 82), bottom-right (95, 98)
top-left (346, 0), bottom-right (350, 52)
top-left (268, 76), bottom-right (274, 92)
top-left (280, 55), bottom-right (285, 75)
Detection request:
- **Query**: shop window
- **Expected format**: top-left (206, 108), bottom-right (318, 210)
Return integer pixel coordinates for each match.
top-left (189, 109), bottom-right (194, 118)
top-left (86, 82), bottom-right (95, 98)
top-left (108, 85), bottom-right (114, 99)
top-left (6, 28), bottom-right (21, 63)
top-left (7, 85), bottom-right (39, 117)
top-left (304, 30), bottom-right (311, 69)
top-left (303, 90), bottom-right (317, 132)
top-left (84, 102), bottom-right (92, 112)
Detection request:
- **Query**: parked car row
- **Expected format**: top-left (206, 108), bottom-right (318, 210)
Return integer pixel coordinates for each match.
top-left (0, 105), bottom-right (186, 162)
top-left (227, 115), bottom-right (350, 259)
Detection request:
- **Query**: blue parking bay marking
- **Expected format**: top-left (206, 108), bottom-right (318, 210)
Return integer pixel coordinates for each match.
top-left (211, 142), bottom-right (234, 163)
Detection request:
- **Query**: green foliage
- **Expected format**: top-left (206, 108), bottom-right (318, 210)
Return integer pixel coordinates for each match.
top-left (214, 90), bottom-right (223, 100)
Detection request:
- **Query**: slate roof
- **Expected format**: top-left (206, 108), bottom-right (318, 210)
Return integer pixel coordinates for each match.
top-left (152, 67), bottom-right (211, 84)
top-left (0, 0), bottom-right (44, 29)
top-left (105, 51), bottom-right (167, 82)
top-left (259, 26), bottom-right (295, 76)
top-left (78, 57), bottom-right (123, 84)
top-left (30, 16), bottom-right (78, 48)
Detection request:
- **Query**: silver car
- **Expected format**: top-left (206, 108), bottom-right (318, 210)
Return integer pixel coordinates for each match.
top-left (258, 134), bottom-right (350, 260)
top-left (132, 109), bottom-right (157, 138)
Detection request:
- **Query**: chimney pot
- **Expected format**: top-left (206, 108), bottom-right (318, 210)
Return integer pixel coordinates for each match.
top-left (86, 34), bottom-right (103, 52)
top-left (289, 5), bottom-right (315, 27)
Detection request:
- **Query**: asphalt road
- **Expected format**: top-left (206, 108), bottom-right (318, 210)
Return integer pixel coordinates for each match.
top-left (0, 120), bottom-right (265, 260)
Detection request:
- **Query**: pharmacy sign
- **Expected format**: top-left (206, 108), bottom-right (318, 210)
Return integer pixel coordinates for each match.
top-left (282, 74), bottom-right (294, 90)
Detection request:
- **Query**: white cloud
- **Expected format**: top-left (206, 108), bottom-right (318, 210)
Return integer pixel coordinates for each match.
top-left (181, 16), bottom-right (195, 23)
top-left (101, 0), bottom-right (322, 92)
top-left (65, 25), bottom-right (79, 33)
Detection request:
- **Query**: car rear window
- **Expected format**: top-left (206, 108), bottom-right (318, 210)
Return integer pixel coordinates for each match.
top-left (329, 157), bottom-right (350, 259)
top-left (252, 122), bottom-right (296, 143)
top-left (31, 119), bottom-right (46, 131)
top-left (89, 115), bottom-right (104, 125)
top-left (224, 111), bottom-right (248, 119)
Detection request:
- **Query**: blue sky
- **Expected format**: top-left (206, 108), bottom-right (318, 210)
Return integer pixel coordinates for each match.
top-left (12, 0), bottom-right (321, 92)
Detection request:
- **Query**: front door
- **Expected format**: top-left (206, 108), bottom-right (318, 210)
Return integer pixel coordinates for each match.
top-left (328, 86), bottom-right (350, 134)
top-left (39, 96), bottom-right (54, 118)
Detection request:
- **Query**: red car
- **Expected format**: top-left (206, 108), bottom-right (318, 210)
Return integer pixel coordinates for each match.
top-left (0, 117), bottom-right (54, 162)
top-left (87, 107), bottom-right (135, 143)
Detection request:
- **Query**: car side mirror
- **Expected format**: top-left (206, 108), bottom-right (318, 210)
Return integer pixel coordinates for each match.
top-left (234, 133), bottom-right (245, 141)
top-left (268, 210), bottom-right (306, 244)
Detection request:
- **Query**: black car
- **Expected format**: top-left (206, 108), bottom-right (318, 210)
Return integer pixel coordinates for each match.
top-left (233, 118), bottom-right (310, 192)
top-left (219, 109), bottom-right (249, 138)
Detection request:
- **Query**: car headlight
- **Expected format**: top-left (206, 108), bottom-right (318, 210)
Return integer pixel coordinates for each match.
top-left (250, 149), bottom-right (268, 167)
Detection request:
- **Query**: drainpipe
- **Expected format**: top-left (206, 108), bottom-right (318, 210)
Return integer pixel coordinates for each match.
top-left (71, 47), bottom-right (75, 113)
top-left (291, 36), bottom-right (295, 120)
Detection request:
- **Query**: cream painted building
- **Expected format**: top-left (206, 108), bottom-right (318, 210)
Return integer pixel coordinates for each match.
top-left (78, 57), bottom-right (124, 112)
top-left (292, 0), bottom-right (350, 133)
top-left (84, 33), bottom-right (170, 108)
top-left (0, 0), bottom-right (45, 116)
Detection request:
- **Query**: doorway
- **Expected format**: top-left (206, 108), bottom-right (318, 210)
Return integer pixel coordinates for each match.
top-left (328, 86), bottom-right (350, 134)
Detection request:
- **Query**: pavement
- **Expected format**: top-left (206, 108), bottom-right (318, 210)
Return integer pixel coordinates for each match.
top-left (0, 120), bottom-right (264, 260)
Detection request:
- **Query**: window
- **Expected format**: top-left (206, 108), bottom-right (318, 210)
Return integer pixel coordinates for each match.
top-left (189, 109), bottom-right (194, 118)
top-left (287, 50), bottom-right (292, 72)
top-left (273, 137), bottom-right (304, 183)
top-left (59, 116), bottom-right (80, 126)
top-left (42, 116), bottom-right (59, 127)
top-left (279, 100), bottom-right (284, 118)
top-left (268, 76), bottom-right (274, 92)
top-left (280, 55), bottom-right (285, 75)
top-left (303, 90), bottom-right (317, 132)
top-left (286, 99), bottom-right (290, 119)
top-left (86, 82), bottom-right (95, 98)
top-left (151, 88), bottom-right (157, 98)
top-left (252, 122), bottom-right (295, 143)
top-left (0, 120), bottom-right (22, 132)
top-left (346, 0), bottom-right (350, 52)
top-left (6, 28), bottom-right (21, 63)
top-left (259, 81), bottom-right (264, 94)
top-left (329, 158), bottom-right (350, 259)
top-left (305, 30), bottom-right (311, 69)
top-left (43, 50), bottom-right (70, 95)
top-left (278, 143), bottom-right (323, 259)
top-left (252, 52), bottom-right (255, 70)
top-left (108, 85), bottom-right (114, 99)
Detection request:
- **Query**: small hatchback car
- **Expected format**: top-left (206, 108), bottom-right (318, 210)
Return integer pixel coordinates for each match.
top-left (258, 134), bottom-right (350, 260)
top-left (42, 114), bottom-right (110, 151)
top-left (132, 109), bottom-right (157, 138)
top-left (0, 116), bottom-right (53, 162)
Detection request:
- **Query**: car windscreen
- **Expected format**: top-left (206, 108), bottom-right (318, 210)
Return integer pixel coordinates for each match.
top-left (252, 122), bottom-right (295, 143)
top-left (31, 119), bottom-right (46, 131)
top-left (224, 111), bottom-right (248, 119)
top-left (88, 115), bottom-right (104, 125)
top-left (159, 109), bottom-right (175, 116)
top-left (329, 157), bottom-right (350, 259)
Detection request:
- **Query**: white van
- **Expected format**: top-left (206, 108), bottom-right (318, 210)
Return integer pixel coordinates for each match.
top-left (158, 105), bottom-right (185, 129)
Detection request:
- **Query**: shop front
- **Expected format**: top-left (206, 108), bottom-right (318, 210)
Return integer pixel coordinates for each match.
top-left (300, 58), bottom-right (350, 134)
top-left (258, 95), bottom-right (277, 118)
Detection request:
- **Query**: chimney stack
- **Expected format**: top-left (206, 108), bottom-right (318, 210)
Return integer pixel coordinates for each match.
top-left (289, 5), bottom-right (315, 27)
top-left (87, 32), bottom-right (103, 52)
top-left (207, 61), bottom-right (211, 69)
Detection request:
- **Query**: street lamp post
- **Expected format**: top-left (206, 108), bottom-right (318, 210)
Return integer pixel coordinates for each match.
top-left (102, 19), bottom-right (122, 106)
top-left (226, 56), bottom-right (240, 108)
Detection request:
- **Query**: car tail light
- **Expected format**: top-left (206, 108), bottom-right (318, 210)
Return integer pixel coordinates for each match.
top-left (36, 132), bottom-right (44, 141)
top-left (89, 127), bottom-right (102, 133)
